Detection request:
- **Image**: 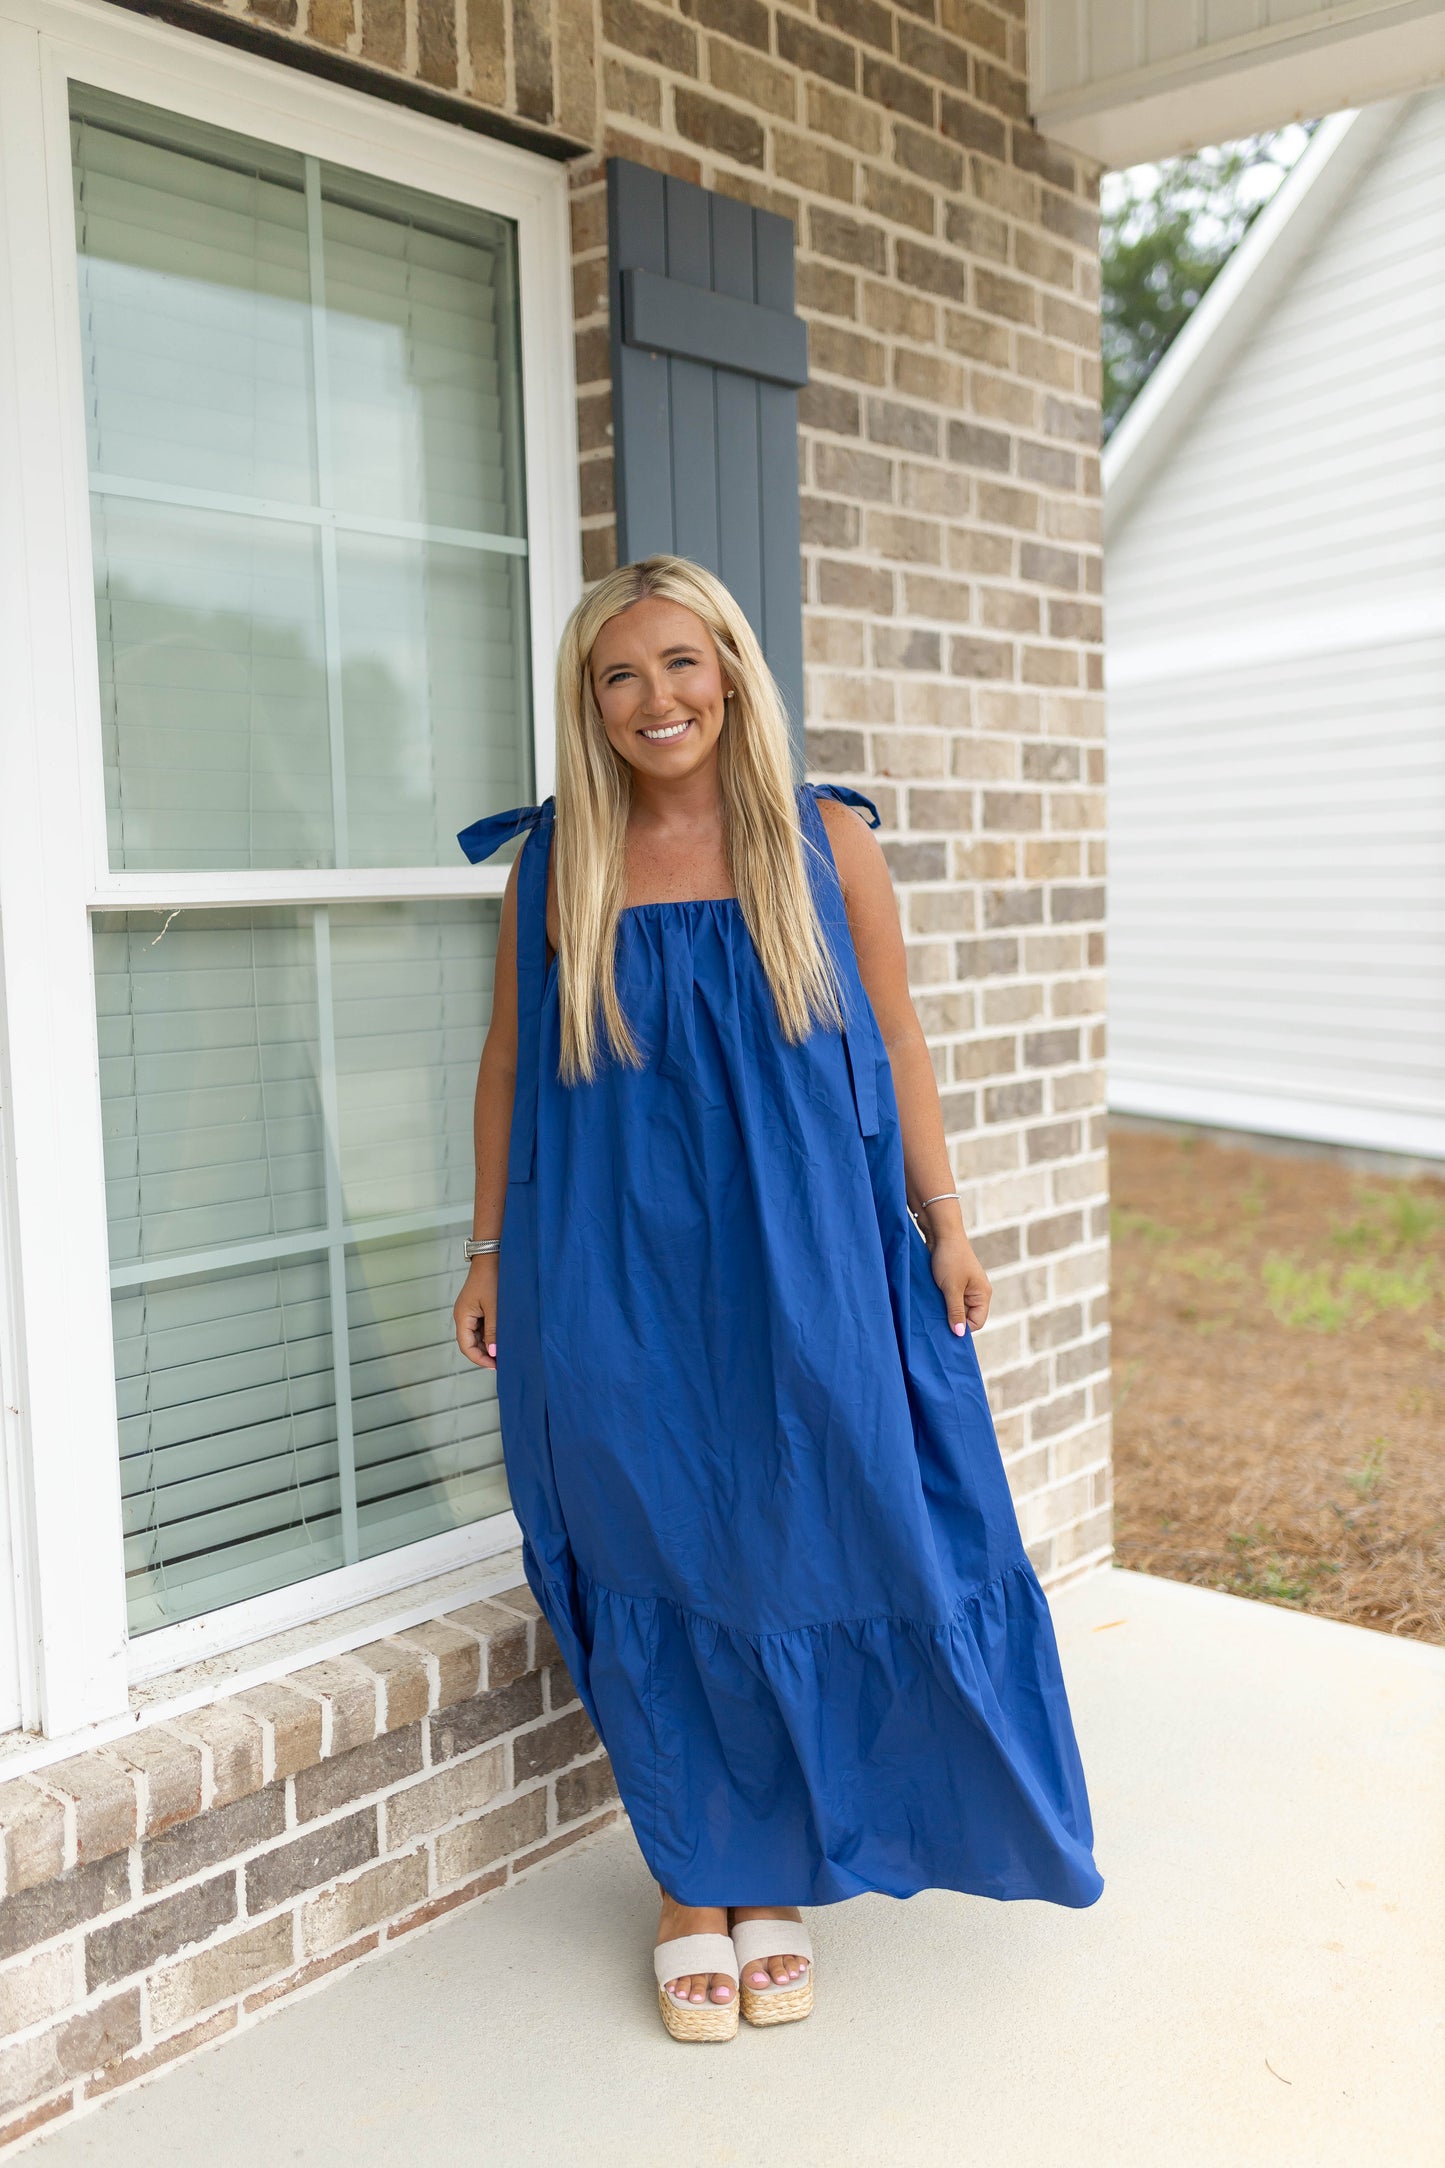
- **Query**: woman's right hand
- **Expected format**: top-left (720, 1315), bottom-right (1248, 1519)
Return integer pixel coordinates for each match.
top-left (454, 1256), bottom-right (499, 1371)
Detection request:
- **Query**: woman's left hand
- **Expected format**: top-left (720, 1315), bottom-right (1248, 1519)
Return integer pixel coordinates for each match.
top-left (927, 1227), bottom-right (992, 1335)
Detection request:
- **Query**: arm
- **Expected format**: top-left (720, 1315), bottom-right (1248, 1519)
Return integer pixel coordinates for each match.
top-left (817, 796), bottom-right (992, 1334)
top-left (453, 852), bottom-right (523, 1371)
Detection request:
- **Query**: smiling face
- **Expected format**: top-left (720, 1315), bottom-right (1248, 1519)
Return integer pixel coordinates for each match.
top-left (589, 596), bottom-right (733, 785)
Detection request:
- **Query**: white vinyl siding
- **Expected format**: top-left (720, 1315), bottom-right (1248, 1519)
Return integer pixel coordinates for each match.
top-left (0, 1232), bottom-right (22, 1732)
top-left (1106, 91), bottom-right (1445, 1159)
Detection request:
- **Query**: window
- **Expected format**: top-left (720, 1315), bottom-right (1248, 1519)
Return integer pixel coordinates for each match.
top-left (77, 88), bottom-right (526, 1635)
top-left (75, 89), bottom-right (533, 874)
top-left (0, 0), bottom-right (577, 1730)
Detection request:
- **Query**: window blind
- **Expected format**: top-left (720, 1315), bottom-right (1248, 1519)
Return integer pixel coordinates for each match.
top-left (97, 902), bottom-right (504, 1632)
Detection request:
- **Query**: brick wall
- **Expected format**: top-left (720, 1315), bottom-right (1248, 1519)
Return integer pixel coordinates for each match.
top-left (0, 1583), bottom-right (619, 2149)
top-left (569, 0), bottom-right (1112, 1586)
top-left (0, 0), bottom-right (1112, 2139)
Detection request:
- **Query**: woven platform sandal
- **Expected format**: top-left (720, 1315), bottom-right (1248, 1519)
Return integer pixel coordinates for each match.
top-left (653, 1933), bottom-right (740, 2043)
top-left (730, 1918), bottom-right (814, 2027)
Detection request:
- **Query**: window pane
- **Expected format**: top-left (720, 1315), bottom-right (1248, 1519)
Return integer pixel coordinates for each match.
top-left (71, 91), bottom-right (314, 501)
top-left (96, 910), bottom-right (324, 1266)
top-left (321, 175), bottom-right (525, 535)
top-left (96, 900), bottom-right (505, 1633)
top-left (72, 86), bottom-right (532, 872)
top-left (331, 902), bottom-right (487, 1223)
top-left (349, 1234), bottom-right (507, 1563)
top-left (337, 537), bottom-right (528, 867)
top-left (94, 498), bottom-right (333, 872)
top-left (117, 1254), bottom-right (342, 1634)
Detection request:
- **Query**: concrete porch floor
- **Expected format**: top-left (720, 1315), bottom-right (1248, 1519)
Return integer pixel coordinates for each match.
top-left (25, 1569), bottom-right (1445, 2168)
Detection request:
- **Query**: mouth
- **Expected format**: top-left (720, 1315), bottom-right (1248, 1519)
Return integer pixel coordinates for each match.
top-left (638, 719), bottom-right (693, 743)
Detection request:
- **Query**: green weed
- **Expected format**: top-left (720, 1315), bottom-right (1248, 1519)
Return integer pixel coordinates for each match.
top-left (1343, 1442), bottom-right (1388, 1498)
top-left (1331, 1185), bottom-right (1445, 1255)
top-left (1262, 1256), bottom-right (1350, 1332)
top-left (1262, 1253), bottom-right (1436, 1330)
top-left (1172, 1245), bottom-right (1247, 1288)
top-left (1231, 1553), bottom-right (1337, 1607)
top-left (1239, 1174), bottom-right (1267, 1221)
top-left (1111, 1208), bottom-right (1178, 1246)
top-left (1339, 1259), bottom-right (1435, 1315)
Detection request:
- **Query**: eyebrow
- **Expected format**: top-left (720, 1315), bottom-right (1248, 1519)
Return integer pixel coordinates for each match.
top-left (600, 643), bottom-right (701, 670)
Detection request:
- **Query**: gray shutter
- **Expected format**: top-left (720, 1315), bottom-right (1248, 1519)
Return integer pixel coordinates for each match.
top-left (606, 157), bottom-right (808, 763)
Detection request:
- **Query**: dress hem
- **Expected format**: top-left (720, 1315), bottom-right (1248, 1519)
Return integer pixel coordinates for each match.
top-left (568, 1549), bottom-right (1043, 1646)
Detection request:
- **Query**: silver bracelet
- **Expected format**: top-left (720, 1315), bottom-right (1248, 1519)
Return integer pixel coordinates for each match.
top-left (463, 1236), bottom-right (502, 1258)
top-left (916, 1191), bottom-right (959, 1212)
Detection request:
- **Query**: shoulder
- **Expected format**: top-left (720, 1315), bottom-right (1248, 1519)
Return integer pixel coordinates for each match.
top-left (813, 788), bottom-right (886, 890)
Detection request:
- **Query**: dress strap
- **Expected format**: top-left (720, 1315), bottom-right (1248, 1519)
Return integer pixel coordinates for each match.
top-left (809, 782), bottom-right (881, 829)
top-left (797, 784), bottom-right (880, 1139)
top-left (456, 801), bottom-right (548, 865)
top-left (456, 798), bottom-right (555, 1184)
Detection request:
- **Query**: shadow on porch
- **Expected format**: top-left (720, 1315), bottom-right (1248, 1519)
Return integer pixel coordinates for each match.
top-left (23, 1569), bottom-right (1443, 2168)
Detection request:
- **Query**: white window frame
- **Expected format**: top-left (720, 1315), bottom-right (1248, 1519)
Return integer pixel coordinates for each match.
top-left (0, 0), bottom-right (580, 1735)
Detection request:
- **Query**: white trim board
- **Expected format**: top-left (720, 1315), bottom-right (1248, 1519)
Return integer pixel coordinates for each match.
top-left (0, 0), bottom-right (579, 1737)
top-left (1109, 1076), bottom-right (1445, 1163)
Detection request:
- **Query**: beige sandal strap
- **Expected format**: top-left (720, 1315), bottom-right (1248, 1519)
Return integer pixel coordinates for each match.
top-left (730, 1919), bottom-right (813, 1971)
top-left (653, 1932), bottom-right (739, 1988)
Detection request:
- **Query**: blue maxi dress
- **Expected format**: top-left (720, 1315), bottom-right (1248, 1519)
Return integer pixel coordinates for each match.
top-left (458, 783), bottom-right (1102, 1911)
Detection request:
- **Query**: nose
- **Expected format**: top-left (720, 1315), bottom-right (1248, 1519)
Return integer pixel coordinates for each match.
top-left (640, 675), bottom-right (675, 715)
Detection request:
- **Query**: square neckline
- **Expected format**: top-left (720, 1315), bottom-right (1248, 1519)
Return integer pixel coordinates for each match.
top-left (619, 896), bottom-right (741, 915)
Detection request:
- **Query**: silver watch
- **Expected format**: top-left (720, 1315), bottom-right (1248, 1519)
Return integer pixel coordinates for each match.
top-left (463, 1237), bottom-right (501, 1259)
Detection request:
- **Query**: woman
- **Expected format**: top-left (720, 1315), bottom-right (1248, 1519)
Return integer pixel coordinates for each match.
top-left (453, 556), bottom-right (1102, 2044)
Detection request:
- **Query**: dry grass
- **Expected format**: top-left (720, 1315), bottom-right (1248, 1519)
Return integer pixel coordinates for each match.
top-left (1109, 1123), bottom-right (1445, 1644)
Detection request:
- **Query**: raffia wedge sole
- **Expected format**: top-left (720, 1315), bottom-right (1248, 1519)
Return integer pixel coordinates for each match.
top-left (653, 1931), bottom-right (740, 2043)
top-left (740, 1969), bottom-right (814, 2027)
top-left (730, 1917), bottom-right (814, 2028)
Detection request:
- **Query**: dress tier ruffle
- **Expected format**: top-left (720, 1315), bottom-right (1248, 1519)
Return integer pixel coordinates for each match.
top-left (458, 786), bottom-right (1103, 1910)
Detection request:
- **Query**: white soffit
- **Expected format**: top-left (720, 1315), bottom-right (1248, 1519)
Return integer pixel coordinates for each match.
top-left (1101, 97), bottom-right (1405, 541)
top-left (1029, 0), bottom-right (1445, 165)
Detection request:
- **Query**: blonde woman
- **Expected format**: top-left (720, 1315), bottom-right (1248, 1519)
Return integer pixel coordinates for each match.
top-left (454, 556), bottom-right (1102, 2043)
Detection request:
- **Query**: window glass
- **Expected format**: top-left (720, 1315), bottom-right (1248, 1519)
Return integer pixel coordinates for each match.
top-left (96, 900), bottom-right (506, 1632)
top-left (72, 86), bottom-right (532, 872)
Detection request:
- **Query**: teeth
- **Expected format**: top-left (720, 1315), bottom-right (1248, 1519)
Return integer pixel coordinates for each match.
top-left (641, 721), bottom-right (690, 741)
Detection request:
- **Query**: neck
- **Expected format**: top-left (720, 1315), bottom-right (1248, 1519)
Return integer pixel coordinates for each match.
top-left (627, 747), bottom-right (725, 831)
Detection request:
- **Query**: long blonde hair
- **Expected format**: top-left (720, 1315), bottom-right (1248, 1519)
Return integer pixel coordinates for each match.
top-left (551, 555), bottom-right (845, 1084)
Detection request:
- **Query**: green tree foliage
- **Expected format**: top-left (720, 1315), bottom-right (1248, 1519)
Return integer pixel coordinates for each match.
top-left (1102, 126), bottom-right (1316, 440)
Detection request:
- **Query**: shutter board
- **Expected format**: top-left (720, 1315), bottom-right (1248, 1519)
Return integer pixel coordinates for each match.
top-left (607, 157), bottom-right (807, 758)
